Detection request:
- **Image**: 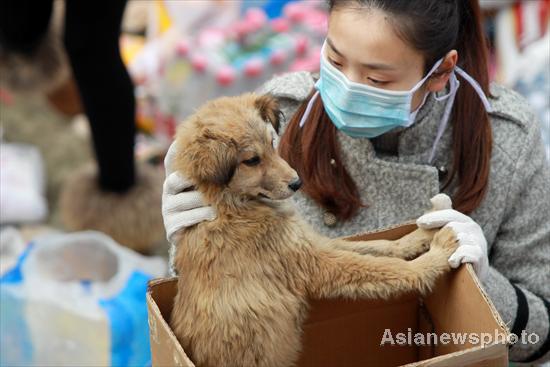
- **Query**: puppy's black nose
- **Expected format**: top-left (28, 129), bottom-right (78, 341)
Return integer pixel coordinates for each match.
top-left (288, 178), bottom-right (302, 192)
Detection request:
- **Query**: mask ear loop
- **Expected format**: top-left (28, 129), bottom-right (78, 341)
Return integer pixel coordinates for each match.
top-left (429, 72), bottom-right (460, 163)
top-left (410, 66), bottom-right (457, 127)
top-left (299, 90), bottom-right (320, 128)
top-left (412, 58), bottom-right (445, 94)
top-left (405, 58), bottom-right (446, 126)
top-left (428, 67), bottom-right (493, 163)
top-left (408, 91), bottom-right (430, 126)
top-left (455, 66), bottom-right (493, 112)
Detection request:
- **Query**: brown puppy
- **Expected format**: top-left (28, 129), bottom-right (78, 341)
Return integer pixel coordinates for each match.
top-left (170, 93), bottom-right (458, 367)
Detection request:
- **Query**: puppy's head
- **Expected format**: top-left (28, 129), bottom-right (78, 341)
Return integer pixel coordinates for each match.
top-left (174, 93), bottom-right (300, 205)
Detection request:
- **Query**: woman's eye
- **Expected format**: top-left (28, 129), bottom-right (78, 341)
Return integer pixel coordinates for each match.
top-left (329, 59), bottom-right (343, 68)
top-left (243, 156), bottom-right (261, 166)
top-left (367, 77), bottom-right (388, 86)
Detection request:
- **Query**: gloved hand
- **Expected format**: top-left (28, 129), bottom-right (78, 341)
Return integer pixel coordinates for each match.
top-left (417, 195), bottom-right (489, 281)
top-left (162, 142), bottom-right (216, 242)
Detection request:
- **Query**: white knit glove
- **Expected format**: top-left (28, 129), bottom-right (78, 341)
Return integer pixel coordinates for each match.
top-left (162, 142), bottom-right (216, 242)
top-left (417, 195), bottom-right (489, 281)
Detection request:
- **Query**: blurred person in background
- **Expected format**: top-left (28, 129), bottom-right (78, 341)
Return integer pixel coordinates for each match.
top-left (0, 0), bottom-right (164, 252)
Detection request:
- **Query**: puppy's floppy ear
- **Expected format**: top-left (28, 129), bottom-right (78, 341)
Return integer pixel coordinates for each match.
top-left (255, 94), bottom-right (282, 132)
top-left (184, 129), bottom-right (239, 186)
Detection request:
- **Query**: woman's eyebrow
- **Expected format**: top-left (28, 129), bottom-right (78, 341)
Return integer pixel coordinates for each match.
top-left (360, 62), bottom-right (396, 71)
top-left (326, 38), bottom-right (396, 71)
top-left (326, 38), bottom-right (344, 57)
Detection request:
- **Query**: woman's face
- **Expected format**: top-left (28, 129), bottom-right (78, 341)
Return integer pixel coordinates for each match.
top-left (326, 6), bottom-right (453, 111)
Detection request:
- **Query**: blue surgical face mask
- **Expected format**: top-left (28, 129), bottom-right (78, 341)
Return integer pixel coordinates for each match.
top-left (299, 41), bottom-right (493, 163)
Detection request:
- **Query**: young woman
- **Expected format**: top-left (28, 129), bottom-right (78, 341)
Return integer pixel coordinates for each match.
top-left (162, 0), bottom-right (550, 363)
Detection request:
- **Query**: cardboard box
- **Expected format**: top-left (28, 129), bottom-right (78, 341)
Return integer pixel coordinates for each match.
top-left (147, 223), bottom-right (509, 366)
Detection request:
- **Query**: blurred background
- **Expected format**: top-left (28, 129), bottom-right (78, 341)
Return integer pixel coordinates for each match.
top-left (0, 0), bottom-right (548, 366)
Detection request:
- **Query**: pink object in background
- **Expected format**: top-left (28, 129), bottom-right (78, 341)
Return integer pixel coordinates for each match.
top-left (197, 29), bottom-right (226, 49)
top-left (271, 18), bottom-right (290, 33)
top-left (142, 0), bottom-right (330, 132)
top-left (284, 2), bottom-right (328, 38)
top-left (234, 20), bottom-right (255, 38)
top-left (291, 45), bottom-right (321, 72)
top-left (176, 40), bottom-right (190, 57)
top-left (295, 36), bottom-right (309, 55)
top-left (246, 8), bottom-right (268, 31)
top-left (216, 66), bottom-right (236, 86)
top-left (157, 57), bottom-right (166, 76)
top-left (306, 10), bottom-right (329, 36)
top-left (191, 54), bottom-right (208, 73)
top-left (270, 49), bottom-right (287, 66)
top-left (244, 58), bottom-right (264, 78)
top-left (284, 3), bottom-right (308, 23)
top-left (0, 88), bottom-right (14, 105)
top-left (233, 8), bottom-right (268, 37)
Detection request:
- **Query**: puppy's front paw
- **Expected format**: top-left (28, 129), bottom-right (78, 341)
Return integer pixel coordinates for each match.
top-left (398, 228), bottom-right (435, 259)
top-left (417, 236), bottom-right (432, 254)
top-left (431, 227), bottom-right (459, 255)
top-left (403, 237), bottom-right (431, 260)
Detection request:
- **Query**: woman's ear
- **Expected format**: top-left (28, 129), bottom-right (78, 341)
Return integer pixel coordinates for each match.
top-left (427, 50), bottom-right (458, 93)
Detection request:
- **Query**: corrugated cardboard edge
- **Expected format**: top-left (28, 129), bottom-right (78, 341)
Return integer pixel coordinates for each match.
top-left (356, 223), bottom-right (510, 366)
top-left (403, 342), bottom-right (505, 366)
top-left (147, 277), bottom-right (195, 367)
top-left (343, 221), bottom-right (418, 242)
top-left (345, 222), bottom-right (509, 331)
top-left (351, 222), bottom-right (510, 341)
top-left (464, 264), bottom-right (510, 337)
top-left (403, 264), bottom-right (510, 366)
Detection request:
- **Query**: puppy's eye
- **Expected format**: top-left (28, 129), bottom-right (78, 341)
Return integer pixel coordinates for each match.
top-left (243, 156), bottom-right (261, 166)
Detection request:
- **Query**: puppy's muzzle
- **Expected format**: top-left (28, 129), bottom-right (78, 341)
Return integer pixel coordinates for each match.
top-left (288, 178), bottom-right (302, 192)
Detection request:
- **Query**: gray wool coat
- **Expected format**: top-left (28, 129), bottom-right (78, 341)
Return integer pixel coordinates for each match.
top-left (254, 71), bottom-right (550, 364)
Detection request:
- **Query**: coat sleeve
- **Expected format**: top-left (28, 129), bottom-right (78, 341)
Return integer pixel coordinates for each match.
top-left (482, 119), bottom-right (550, 364)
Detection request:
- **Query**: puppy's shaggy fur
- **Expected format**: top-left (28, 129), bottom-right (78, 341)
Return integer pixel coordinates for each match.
top-left (170, 93), bottom-right (459, 367)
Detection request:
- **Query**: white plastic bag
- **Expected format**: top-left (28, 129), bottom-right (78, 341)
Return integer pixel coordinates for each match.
top-left (0, 227), bottom-right (26, 277)
top-left (0, 143), bottom-right (48, 224)
top-left (1, 231), bottom-right (167, 366)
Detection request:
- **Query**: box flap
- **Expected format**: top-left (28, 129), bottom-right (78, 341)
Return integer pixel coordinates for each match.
top-left (147, 278), bottom-right (194, 367)
top-left (344, 222), bottom-right (418, 242)
top-left (298, 295), bottom-right (419, 367)
top-left (407, 343), bottom-right (507, 367)
top-left (415, 265), bottom-right (509, 366)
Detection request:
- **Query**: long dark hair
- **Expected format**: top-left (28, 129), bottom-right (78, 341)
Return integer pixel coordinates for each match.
top-left (279, 0), bottom-right (492, 220)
